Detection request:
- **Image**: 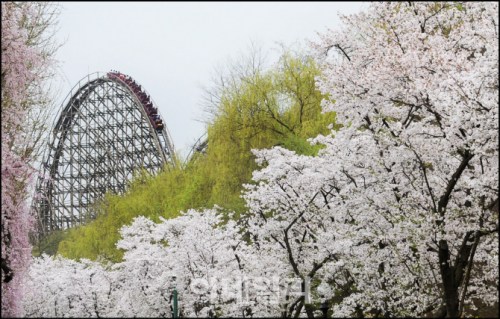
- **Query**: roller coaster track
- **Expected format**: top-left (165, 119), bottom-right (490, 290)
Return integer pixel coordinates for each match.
top-left (33, 71), bottom-right (175, 234)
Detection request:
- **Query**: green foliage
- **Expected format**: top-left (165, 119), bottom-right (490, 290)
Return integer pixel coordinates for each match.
top-left (279, 134), bottom-right (322, 156)
top-left (56, 50), bottom-right (337, 262)
top-left (32, 230), bottom-right (68, 257)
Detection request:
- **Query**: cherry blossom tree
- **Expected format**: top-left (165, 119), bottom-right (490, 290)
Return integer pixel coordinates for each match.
top-left (307, 1), bottom-right (498, 317)
top-left (240, 1), bottom-right (499, 317)
top-left (114, 208), bottom-right (269, 318)
top-left (242, 147), bottom-right (352, 318)
top-left (1, 2), bottom-right (58, 316)
top-left (22, 255), bottom-right (113, 317)
top-left (2, 2), bottom-right (40, 316)
top-left (23, 209), bottom-right (253, 318)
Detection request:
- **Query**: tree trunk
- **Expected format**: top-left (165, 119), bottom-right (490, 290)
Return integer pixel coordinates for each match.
top-left (304, 304), bottom-right (315, 318)
top-left (438, 240), bottom-right (459, 318)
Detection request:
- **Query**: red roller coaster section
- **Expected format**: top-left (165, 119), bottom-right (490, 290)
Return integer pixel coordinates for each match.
top-left (107, 71), bottom-right (164, 130)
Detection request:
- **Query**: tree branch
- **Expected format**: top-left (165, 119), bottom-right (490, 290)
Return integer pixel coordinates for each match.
top-left (437, 150), bottom-right (474, 215)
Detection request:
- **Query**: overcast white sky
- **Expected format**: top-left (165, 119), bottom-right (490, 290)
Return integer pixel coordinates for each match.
top-left (53, 2), bottom-right (367, 159)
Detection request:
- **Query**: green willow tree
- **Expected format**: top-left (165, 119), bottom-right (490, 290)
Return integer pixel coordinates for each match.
top-left (55, 50), bottom-right (336, 262)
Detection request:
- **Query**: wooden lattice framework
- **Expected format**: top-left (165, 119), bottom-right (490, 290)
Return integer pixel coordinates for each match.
top-left (33, 72), bottom-right (175, 235)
